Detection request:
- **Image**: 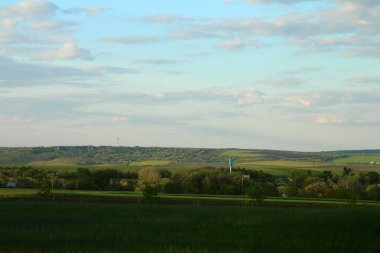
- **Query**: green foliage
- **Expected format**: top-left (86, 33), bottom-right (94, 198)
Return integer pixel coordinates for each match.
top-left (366, 171), bottom-right (379, 184)
top-left (319, 170), bottom-right (333, 181)
top-left (93, 170), bottom-right (111, 192)
top-left (342, 167), bottom-right (352, 176)
top-left (35, 171), bottom-right (51, 196)
top-left (1, 165), bottom-right (380, 202)
top-left (142, 184), bottom-right (159, 201)
top-left (303, 182), bottom-right (329, 198)
top-left (367, 185), bottom-right (380, 201)
top-left (246, 183), bottom-right (266, 202)
top-left (159, 169), bottom-right (172, 178)
top-left (136, 168), bottom-right (161, 191)
top-left (289, 170), bottom-right (306, 188)
top-left (333, 173), bottom-right (365, 204)
top-left (285, 184), bottom-right (300, 197)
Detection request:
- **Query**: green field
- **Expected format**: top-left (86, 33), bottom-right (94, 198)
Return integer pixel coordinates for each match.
top-left (1, 188), bottom-right (380, 207)
top-left (333, 155), bottom-right (380, 164)
top-left (220, 150), bottom-right (262, 158)
top-left (129, 160), bottom-right (172, 166)
top-left (2, 146), bottom-right (380, 176)
top-left (0, 200), bottom-right (379, 253)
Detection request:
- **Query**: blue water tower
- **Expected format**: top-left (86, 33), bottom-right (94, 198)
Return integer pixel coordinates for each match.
top-left (228, 157), bottom-right (235, 173)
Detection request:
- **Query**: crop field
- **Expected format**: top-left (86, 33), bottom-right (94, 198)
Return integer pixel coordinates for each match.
top-left (220, 150), bottom-right (263, 158)
top-left (0, 201), bottom-right (379, 253)
top-left (2, 188), bottom-right (380, 207)
top-left (1, 147), bottom-right (380, 176)
top-left (129, 160), bottom-right (172, 166)
top-left (236, 160), bottom-right (322, 168)
top-left (332, 155), bottom-right (380, 164)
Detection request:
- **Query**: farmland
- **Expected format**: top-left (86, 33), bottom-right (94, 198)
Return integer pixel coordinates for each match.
top-left (1, 146), bottom-right (380, 176)
top-left (0, 199), bottom-right (380, 253)
top-left (1, 188), bottom-right (380, 207)
top-left (332, 155), bottom-right (380, 165)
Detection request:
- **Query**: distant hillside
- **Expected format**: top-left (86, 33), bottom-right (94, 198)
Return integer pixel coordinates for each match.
top-left (0, 146), bottom-right (219, 165)
top-left (0, 146), bottom-right (379, 168)
top-left (0, 146), bottom-right (324, 165)
top-left (324, 150), bottom-right (380, 155)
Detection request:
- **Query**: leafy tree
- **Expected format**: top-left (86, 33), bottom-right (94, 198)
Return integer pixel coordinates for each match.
top-left (135, 168), bottom-right (161, 192)
top-left (246, 182), bottom-right (266, 202)
top-left (159, 169), bottom-right (172, 178)
top-left (343, 167), bottom-right (352, 176)
top-left (366, 172), bottom-right (379, 184)
top-left (336, 173), bottom-right (363, 204)
top-left (320, 171), bottom-right (333, 182)
top-left (76, 168), bottom-right (94, 190)
top-left (289, 170), bottom-right (306, 188)
top-left (276, 186), bottom-right (287, 197)
top-left (93, 170), bottom-right (111, 192)
top-left (142, 184), bottom-right (159, 201)
top-left (366, 185), bottom-right (380, 201)
top-left (35, 171), bottom-right (51, 196)
top-left (160, 178), bottom-right (175, 193)
top-left (303, 182), bottom-right (328, 198)
top-left (285, 184), bottom-right (299, 197)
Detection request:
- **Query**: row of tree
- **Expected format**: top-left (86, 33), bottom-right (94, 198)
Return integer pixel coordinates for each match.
top-left (0, 166), bottom-right (379, 201)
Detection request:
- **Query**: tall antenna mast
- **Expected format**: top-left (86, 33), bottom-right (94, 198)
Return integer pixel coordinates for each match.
top-left (116, 137), bottom-right (120, 147)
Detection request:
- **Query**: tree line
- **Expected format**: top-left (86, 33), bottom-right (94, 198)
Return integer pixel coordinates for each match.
top-left (0, 166), bottom-right (379, 201)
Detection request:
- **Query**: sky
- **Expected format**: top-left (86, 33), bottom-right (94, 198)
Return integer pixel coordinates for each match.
top-left (0, 0), bottom-right (379, 151)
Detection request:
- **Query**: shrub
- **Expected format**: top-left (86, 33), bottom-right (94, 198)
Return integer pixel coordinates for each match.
top-left (142, 184), bottom-right (159, 201)
top-left (246, 183), bottom-right (266, 202)
top-left (366, 185), bottom-right (380, 201)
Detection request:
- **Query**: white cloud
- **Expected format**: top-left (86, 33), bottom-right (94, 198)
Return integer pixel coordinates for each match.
top-left (110, 116), bottom-right (128, 122)
top-left (231, 0), bottom-right (320, 4)
top-left (192, 1), bottom-right (380, 57)
top-left (101, 30), bottom-right (227, 45)
top-left (0, 0), bottom-right (58, 27)
top-left (314, 115), bottom-right (345, 125)
top-left (283, 90), bottom-right (380, 108)
top-left (0, 48), bottom-right (7, 56)
top-left (178, 87), bottom-right (263, 106)
top-left (63, 7), bottom-right (107, 16)
top-left (258, 77), bottom-right (305, 87)
top-left (137, 14), bottom-right (194, 24)
top-left (347, 76), bottom-right (380, 84)
top-left (237, 90), bottom-right (261, 105)
top-left (101, 36), bottom-right (163, 44)
top-left (133, 59), bottom-right (184, 65)
top-left (30, 20), bottom-right (75, 33)
top-left (284, 96), bottom-right (312, 107)
top-left (0, 57), bottom-right (135, 86)
top-left (217, 39), bottom-right (262, 51)
top-left (41, 42), bottom-right (94, 61)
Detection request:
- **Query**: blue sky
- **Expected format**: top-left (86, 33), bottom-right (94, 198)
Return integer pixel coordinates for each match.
top-left (0, 0), bottom-right (379, 150)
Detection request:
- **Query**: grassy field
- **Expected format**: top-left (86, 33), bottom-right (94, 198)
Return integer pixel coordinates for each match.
top-left (1, 188), bottom-right (380, 207)
top-left (0, 201), bottom-right (379, 253)
top-left (333, 155), bottom-right (380, 164)
top-left (236, 160), bottom-right (322, 168)
top-left (220, 150), bottom-right (263, 158)
top-left (1, 147), bottom-right (380, 176)
top-left (129, 160), bottom-right (172, 166)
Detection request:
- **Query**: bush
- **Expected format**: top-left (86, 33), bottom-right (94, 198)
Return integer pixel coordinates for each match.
top-left (246, 183), bottom-right (266, 202)
top-left (366, 185), bottom-right (380, 201)
top-left (142, 184), bottom-right (159, 201)
top-left (36, 172), bottom-right (51, 196)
